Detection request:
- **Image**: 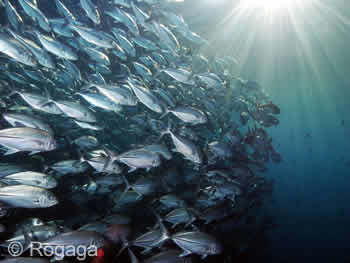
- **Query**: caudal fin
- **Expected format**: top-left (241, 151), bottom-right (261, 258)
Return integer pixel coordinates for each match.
top-left (127, 248), bottom-right (139, 263)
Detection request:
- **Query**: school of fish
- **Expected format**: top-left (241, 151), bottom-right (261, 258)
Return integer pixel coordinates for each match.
top-left (0, 0), bottom-right (281, 262)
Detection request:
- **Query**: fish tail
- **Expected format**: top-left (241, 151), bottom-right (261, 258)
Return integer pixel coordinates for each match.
top-left (159, 108), bottom-right (169, 119)
top-left (127, 248), bottom-right (139, 263)
top-left (115, 239), bottom-right (129, 257)
top-left (121, 175), bottom-right (130, 191)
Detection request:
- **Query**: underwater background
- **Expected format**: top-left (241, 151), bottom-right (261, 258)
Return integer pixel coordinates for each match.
top-left (0, 0), bottom-right (349, 262)
top-left (176, 0), bottom-right (350, 262)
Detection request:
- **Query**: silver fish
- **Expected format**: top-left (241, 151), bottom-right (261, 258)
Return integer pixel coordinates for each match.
top-left (161, 106), bottom-right (207, 125)
top-left (12, 91), bottom-right (62, 115)
top-left (87, 157), bottom-right (122, 174)
top-left (0, 127), bottom-right (56, 155)
top-left (116, 149), bottom-right (161, 173)
top-left (51, 22), bottom-right (74, 38)
top-left (132, 62), bottom-right (153, 82)
top-left (50, 160), bottom-right (89, 175)
top-left (144, 249), bottom-right (192, 263)
top-left (55, 0), bottom-right (76, 22)
top-left (128, 80), bottom-right (164, 114)
top-left (84, 48), bottom-right (110, 65)
top-left (132, 36), bottom-right (158, 51)
top-left (5, 0), bottom-right (23, 31)
top-left (164, 208), bottom-right (196, 228)
top-left (0, 185), bottom-right (58, 208)
top-left (80, 0), bottom-right (100, 24)
top-left (114, 33), bottom-right (136, 57)
top-left (171, 231), bottom-right (222, 258)
top-left (3, 112), bottom-right (53, 135)
top-left (34, 31), bottom-right (78, 60)
top-left (0, 163), bottom-right (29, 178)
top-left (73, 120), bottom-right (102, 130)
top-left (49, 100), bottom-right (97, 123)
top-left (77, 93), bottom-right (122, 113)
top-left (35, 230), bottom-right (106, 255)
top-left (160, 68), bottom-right (195, 85)
top-left (141, 144), bottom-right (172, 160)
top-left (73, 135), bottom-right (98, 149)
top-left (0, 34), bottom-right (37, 67)
top-left (2, 224), bottom-right (60, 245)
top-left (131, 1), bottom-right (150, 25)
top-left (18, 0), bottom-right (50, 32)
top-left (0, 171), bottom-right (57, 189)
top-left (7, 29), bottom-right (55, 69)
top-left (122, 175), bottom-right (154, 198)
top-left (159, 194), bottom-right (186, 208)
top-left (152, 22), bottom-right (180, 52)
top-left (106, 7), bottom-right (139, 35)
top-left (84, 83), bottom-right (137, 106)
top-left (162, 126), bottom-right (202, 164)
top-left (69, 25), bottom-right (115, 49)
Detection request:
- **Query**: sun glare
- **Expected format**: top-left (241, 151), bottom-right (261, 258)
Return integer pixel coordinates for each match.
top-left (239, 0), bottom-right (296, 14)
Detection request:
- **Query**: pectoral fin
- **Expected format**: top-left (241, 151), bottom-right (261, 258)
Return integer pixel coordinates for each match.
top-left (4, 148), bottom-right (20, 155)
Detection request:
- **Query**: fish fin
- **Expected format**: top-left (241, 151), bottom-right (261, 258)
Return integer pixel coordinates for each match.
top-left (22, 229), bottom-right (33, 253)
top-left (0, 179), bottom-right (12, 185)
top-left (75, 149), bottom-right (88, 167)
top-left (179, 249), bottom-right (191, 257)
top-left (191, 224), bottom-right (200, 231)
top-left (171, 223), bottom-right (179, 229)
top-left (13, 121), bottom-right (26, 127)
top-left (140, 247), bottom-right (152, 255)
top-left (31, 155), bottom-right (45, 163)
top-left (64, 134), bottom-right (73, 145)
top-left (184, 217), bottom-right (196, 228)
top-left (159, 108), bottom-right (169, 119)
top-left (101, 148), bottom-right (115, 172)
top-left (128, 167), bottom-right (137, 173)
top-left (3, 148), bottom-right (20, 155)
top-left (72, 159), bottom-right (82, 168)
top-left (7, 90), bottom-right (19, 98)
top-left (33, 180), bottom-right (42, 186)
top-left (115, 188), bottom-right (128, 206)
top-left (121, 175), bottom-right (130, 191)
top-left (37, 86), bottom-right (55, 107)
top-left (151, 222), bottom-right (159, 230)
top-left (80, 83), bottom-right (95, 92)
top-left (135, 193), bottom-right (143, 200)
top-left (116, 240), bottom-right (129, 257)
top-left (89, 107), bottom-right (96, 113)
top-left (150, 209), bottom-right (170, 246)
top-left (127, 248), bottom-right (139, 263)
top-left (102, 145), bottom-right (117, 158)
top-left (37, 99), bottom-right (54, 108)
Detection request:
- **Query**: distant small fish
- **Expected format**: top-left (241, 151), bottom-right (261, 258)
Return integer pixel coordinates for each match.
top-left (305, 132), bottom-right (312, 138)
